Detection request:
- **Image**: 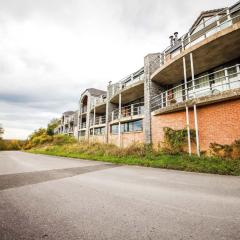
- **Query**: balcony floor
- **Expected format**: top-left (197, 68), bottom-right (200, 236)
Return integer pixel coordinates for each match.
top-left (151, 22), bottom-right (240, 85)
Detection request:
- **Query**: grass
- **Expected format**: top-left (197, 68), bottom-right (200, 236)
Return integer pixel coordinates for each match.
top-left (27, 142), bottom-right (240, 176)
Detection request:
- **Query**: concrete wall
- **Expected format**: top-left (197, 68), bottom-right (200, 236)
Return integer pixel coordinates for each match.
top-left (89, 135), bottom-right (106, 143)
top-left (152, 99), bottom-right (240, 151)
top-left (108, 132), bottom-right (144, 148)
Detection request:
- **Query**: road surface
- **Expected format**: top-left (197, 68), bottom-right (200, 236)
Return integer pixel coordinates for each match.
top-left (0, 151), bottom-right (240, 240)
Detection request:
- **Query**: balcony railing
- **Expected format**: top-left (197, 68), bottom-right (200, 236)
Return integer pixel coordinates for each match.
top-left (79, 122), bottom-right (87, 129)
top-left (151, 64), bottom-right (240, 110)
top-left (111, 102), bottom-right (144, 121)
top-left (109, 68), bottom-right (144, 98)
top-left (90, 116), bottom-right (106, 126)
top-left (153, 4), bottom-right (240, 68)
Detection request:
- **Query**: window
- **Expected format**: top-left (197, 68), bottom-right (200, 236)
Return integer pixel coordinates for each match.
top-left (111, 124), bottom-right (119, 135)
top-left (134, 120), bottom-right (143, 131)
top-left (94, 127), bottom-right (105, 135)
top-left (121, 120), bottom-right (143, 133)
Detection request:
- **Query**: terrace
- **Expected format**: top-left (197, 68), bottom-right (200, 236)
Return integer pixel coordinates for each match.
top-left (90, 115), bottom-right (106, 126)
top-left (111, 102), bottom-right (144, 122)
top-left (151, 64), bottom-right (240, 112)
top-left (153, 4), bottom-right (240, 72)
top-left (109, 67), bottom-right (144, 101)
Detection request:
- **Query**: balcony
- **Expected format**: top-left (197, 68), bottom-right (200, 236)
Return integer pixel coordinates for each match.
top-left (79, 122), bottom-right (87, 129)
top-left (109, 68), bottom-right (144, 99)
top-left (111, 102), bottom-right (144, 121)
top-left (155, 6), bottom-right (240, 68)
top-left (151, 64), bottom-right (240, 112)
top-left (90, 116), bottom-right (106, 126)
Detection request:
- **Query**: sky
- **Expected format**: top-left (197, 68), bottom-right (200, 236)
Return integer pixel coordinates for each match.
top-left (0, 0), bottom-right (237, 139)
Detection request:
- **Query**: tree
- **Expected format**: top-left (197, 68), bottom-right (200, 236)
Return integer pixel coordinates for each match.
top-left (47, 118), bottom-right (60, 136)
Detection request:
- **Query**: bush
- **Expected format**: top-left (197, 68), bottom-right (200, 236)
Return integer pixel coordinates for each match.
top-left (52, 134), bottom-right (77, 145)
top-left (162, 127), bottom-right (196, 154)
top-left (0, 139), bottom-right (25, 151)
top-left (209, 140), bottom-right (240, 160)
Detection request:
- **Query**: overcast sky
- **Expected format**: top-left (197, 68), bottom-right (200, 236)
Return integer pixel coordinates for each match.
top-left (0, 0), bottom-right (236, 139)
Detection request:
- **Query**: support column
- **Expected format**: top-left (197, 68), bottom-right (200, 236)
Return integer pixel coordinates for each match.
top-left (143, 53), bottom-right (161, 145)
top-left (183, 56), bottom-right (192, 156)
top-left (190, 53), bottom-right (200, 156)
top-left (118, 93), bottom-right (122, 147)
top-left (93, 107), bottom-right (96, 139)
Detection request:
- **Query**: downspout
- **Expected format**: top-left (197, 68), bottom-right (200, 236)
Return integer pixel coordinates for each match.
top-left (183, 56), bottom-right (192, 156)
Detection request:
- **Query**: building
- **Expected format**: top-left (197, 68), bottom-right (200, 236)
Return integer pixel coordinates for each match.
top-left (56, 1), bottom-right (240, 155)
top-left (54, 111), bottom-right (78, 137)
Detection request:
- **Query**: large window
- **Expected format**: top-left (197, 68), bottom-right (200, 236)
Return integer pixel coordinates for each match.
top-left (121, 120), bottom-right (143, 133)
top-left (111, 120), bottom-right (143, 134)
top-left (111, 124), bottom-right (119, 135)
top-left (90, 127), bottom-right (105, 135)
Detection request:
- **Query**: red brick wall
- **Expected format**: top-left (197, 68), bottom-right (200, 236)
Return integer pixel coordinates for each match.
top-left (152, 99), bottom-right (240, 151)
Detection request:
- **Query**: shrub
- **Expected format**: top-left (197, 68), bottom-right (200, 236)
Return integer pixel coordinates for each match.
top-left (162, 127), bottom-right (196, 154)
top-left (52, 134), bottom-right (77, 145)
top-left (209, 140), bottom-right (240, 160)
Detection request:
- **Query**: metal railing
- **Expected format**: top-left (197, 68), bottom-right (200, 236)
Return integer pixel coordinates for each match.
top-left (79, 122), bottom-right (87, 129)
top-left (111, 102), bottom-right (144, 121)
top-left (152, 4), bottom-right (240, 68)
top-left (95, 97), bottom-right (107, 106)
top-left (90, 116), bottom-right (106, 126)
top-left (109, 70), bottom-right (144, 98)
top-left (151, 64), bottom-right (240, 110)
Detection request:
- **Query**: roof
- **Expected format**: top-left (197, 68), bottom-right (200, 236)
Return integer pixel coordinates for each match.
top-left (190, 8), bottom-right (226, 32)
top-left (62, 111), bottom-right (75, 116)
top-left (83, 88), bottom-right (107, 97)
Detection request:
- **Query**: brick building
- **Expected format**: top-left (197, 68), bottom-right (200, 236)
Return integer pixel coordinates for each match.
top-left (55, 1), bottom-right (240, 155)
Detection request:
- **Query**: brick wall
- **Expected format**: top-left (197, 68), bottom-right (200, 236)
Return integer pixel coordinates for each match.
top-left (152, 99), bottom-right (240, 151)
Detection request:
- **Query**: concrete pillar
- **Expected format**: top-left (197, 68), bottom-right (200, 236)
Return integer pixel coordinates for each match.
top-left (93, 107), bottom-right (96, 139)
top-left (85, 94), bottom-right (91, 142)
top-left (106, 84), bottom-right (115, 144)
top-left (144, 53), bottom-right (161, 145)
top-left (118, 93), bottom-right (122, 147)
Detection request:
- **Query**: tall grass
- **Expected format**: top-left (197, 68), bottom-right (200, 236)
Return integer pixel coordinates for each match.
top-left (28, 141), bottom-right (240, 176)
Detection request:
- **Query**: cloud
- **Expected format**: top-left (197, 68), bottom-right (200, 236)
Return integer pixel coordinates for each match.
top-left (0, 0), bottom-right (237, 139)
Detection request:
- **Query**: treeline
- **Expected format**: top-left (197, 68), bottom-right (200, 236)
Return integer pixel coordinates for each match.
top-left (0, 139), bottom-right (26, 150)
top-left (0, 118), bottom-right (63, 151)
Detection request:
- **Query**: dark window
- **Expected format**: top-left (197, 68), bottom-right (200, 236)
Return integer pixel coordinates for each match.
top-left (121, 120), bottom-right (143, 133)
top-left (111, 124), bottom-right (119, 134)
top-left (94, 127), bottom-right (105, 135)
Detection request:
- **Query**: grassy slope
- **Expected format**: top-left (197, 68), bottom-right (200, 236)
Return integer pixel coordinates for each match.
top-left (28, 144), bottom-right (240, 176)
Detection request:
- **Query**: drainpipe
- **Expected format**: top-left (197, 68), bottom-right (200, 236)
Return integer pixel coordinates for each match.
top-left (183, 56), bottom-right (192, 156)
top-left (190, 53), bottom-right (200, 157)
top-left (118, 93), bottom-right (122, 147)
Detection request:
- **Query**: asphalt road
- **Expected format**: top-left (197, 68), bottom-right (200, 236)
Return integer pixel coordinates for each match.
top-left (0, 151), bottom-right (240, 240)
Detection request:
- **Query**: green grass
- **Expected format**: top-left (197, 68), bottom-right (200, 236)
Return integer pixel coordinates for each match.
top-left (27, 143), bottom-right (240, 176)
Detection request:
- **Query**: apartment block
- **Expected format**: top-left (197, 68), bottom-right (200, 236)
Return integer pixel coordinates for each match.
top-left (54, 111), bottom-right (78, 137)
top-left (55, 1), bottom-right (240, 154)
